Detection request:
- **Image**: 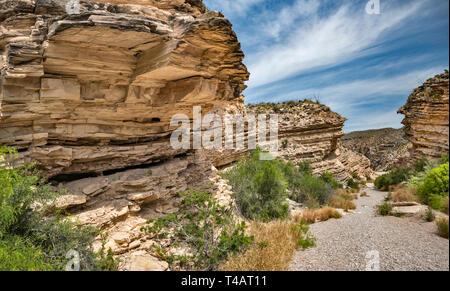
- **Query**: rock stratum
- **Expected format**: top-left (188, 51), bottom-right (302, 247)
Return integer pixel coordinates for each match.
top-left (247, 101), bottom-right (374, 182)
top-left (341, 128), bottom-right (411, 171)
top-left (398, 71), bottom-right (449, 161)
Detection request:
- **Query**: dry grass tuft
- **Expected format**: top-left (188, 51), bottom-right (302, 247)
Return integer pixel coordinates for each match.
top-left (219, 220), bottom-right (313, 271)
top-left (329, 189), bottom-right (357, 212)
top-left (436, 216), bottom-right (449, 239)
top-left (442, 197), bottom-right (449, 215)
top-left (390, 186), bottom-right (417, 203)
top-left (330, 195), bottom-right (356, 212)
top-left (294, 207), bottom-right (342, 224)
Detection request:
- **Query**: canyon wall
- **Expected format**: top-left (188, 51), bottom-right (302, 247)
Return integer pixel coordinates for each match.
top-left (341, 128), bottom-right (411, 171)
top-left (247, 101), bottom-right (374, 182)
top-left (398, 71), bottom-right (449, 162)
top-left (0, 0), bottom-right (247, 270)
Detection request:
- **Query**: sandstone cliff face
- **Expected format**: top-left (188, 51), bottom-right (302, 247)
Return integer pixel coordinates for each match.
top-left (0, 0), bottom-right (247, 270)
top-left (398, 71), bottom-right (449, 161)
top-left (247, 101), bottom-right (374, 182)
top-left (341, 128), bottom-right (411, 171)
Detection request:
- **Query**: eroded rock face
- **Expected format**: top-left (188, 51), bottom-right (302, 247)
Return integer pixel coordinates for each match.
top-left (398, 71), bottom-right (449, 161)
top-left (341, 128), bottom-right (411, 171)
top-left (0, 0), bottom-right (248, 177)
top-left (247, 101), bottom-right (374, 182)
top-left (0, 0), bottom-right (248, 270)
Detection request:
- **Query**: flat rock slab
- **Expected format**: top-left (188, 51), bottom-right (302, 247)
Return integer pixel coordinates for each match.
top-left (392, 205), bottom-right (427, 217)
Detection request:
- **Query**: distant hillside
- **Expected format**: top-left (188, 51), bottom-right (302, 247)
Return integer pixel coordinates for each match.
top-left (341, 128), bottom-right (411, 171)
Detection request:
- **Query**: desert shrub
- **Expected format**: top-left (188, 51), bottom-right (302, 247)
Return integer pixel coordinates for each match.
top-left (293, 174), bottom-right (333, 208)
top-left (320, 172), bottom-right (343, 189)
top-left (0, 236), bottom-right (54, 271)
top-left (414, 158), bottom-right (430, 173)
top-left (375, 167), bottom-right (412, 190)
top-left (346, 178), bottom-right (360, 190)
top-left (142, 190), bottom-right (253, 270)
top-left (219, 220), bottom-right (315, 271)
top-left (416, 163), bottom-right (449, 211)
top-left (442, 197), bottom-right (449, 215)
top-left (424, 207), bottom-right (435, 222)
top-left (0, 146), bottom-right (117, 271)
top-left (360, 192), bottom-right (369, 197)
top-left (436, 217), bottom-right (449, 239)
top-left (330, 193), bottom-right (356, 212)
top-left (377, 202), bottom-right (393, 216)
top-left (351, 172), bottom-right (361, 180)
top-left (223, 148), bottom-right (289, 222)
top-left (297, 161), bottom-right (313, 175)
top-left (391, 186), bottom-right (417, 202)
top-left (297, 207), bottom-right (342, 224)
top-left (440, 154), bottom-right (449, 164)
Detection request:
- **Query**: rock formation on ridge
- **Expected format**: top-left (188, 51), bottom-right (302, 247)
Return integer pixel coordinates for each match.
top-left (341, 128), bottom-right (411, 171)
top-left (398, 70), bottom-right (449, 161)
top-left (247, 101), bottom-right (374, 182)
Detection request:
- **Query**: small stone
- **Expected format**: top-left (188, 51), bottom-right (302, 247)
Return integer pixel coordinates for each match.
top-left (128, 252), bottom-right (169, 271)
top-left (54, 194), bottom-right (87, 210)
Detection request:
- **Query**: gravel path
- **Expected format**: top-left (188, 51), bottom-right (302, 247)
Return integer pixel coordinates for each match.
top-left (290, 187), bottom-right (449, 271)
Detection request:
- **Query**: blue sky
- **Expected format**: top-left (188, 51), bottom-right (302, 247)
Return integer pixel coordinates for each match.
top-left (203, 0), bottom-right (449, 132)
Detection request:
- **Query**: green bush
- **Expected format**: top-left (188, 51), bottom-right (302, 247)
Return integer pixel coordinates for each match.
top-left (440, 154), bottom-right (449, 164)
top-left (142, 190), bottom-right (254, 270)
top-left (374, 167), bottom-right (412, 190)
top-left (293, 174), bottom-right (333, 208)
top-left (320, 172), bottom-right (343, 189)
top-left (377, 202), bottom-right (393, 216)
top-left (297, 161), bottom-right (313, 175)
top-left (346, 178), bottom-right (360, 190)
top-left (224, 149), bottom-right (341, 218)
top-left (436, 217), bottom-right (449, 239)
top-left (0, 146), bottom-right (117, 271)
top-left (417, 162), bottom-right (449, 211)
top-left (223, 148), bottom-right (290, 222)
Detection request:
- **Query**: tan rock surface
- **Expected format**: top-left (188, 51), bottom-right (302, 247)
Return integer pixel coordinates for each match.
top-left (398, 71), bottom-right (449, 161)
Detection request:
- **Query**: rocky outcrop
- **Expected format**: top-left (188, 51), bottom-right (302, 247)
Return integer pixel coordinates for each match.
top-left (398, 71), bottom-right (449, 161)
top-left (0, 0), bottom-right (247, 270)
top-left (341, 128), bottom-right (411, 171)
top-left (247, 101), bottom-right (374, 182)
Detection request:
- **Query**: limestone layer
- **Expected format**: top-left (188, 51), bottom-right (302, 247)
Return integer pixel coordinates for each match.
top-left (398, 71), bottom-right (449, 161)
top-left (0, 0), bottom-right (249, 177)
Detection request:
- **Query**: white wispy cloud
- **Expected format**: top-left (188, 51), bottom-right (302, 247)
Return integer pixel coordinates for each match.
top-left (247, 0), bottom-right (424, 88)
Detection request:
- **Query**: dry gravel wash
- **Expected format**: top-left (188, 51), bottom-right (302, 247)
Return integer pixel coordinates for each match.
top-left (290, 187), bottom-right (449, 271)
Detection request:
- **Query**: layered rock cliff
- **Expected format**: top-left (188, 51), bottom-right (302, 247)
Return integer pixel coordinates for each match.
top-left (398, 71), bottom-right (449, 161)
top-left (341, 128), bottom-right (411, 171)
top-left (247, 101), bottom-right (374, 182)
top-left (0, 0), bottom-right (247, 270)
